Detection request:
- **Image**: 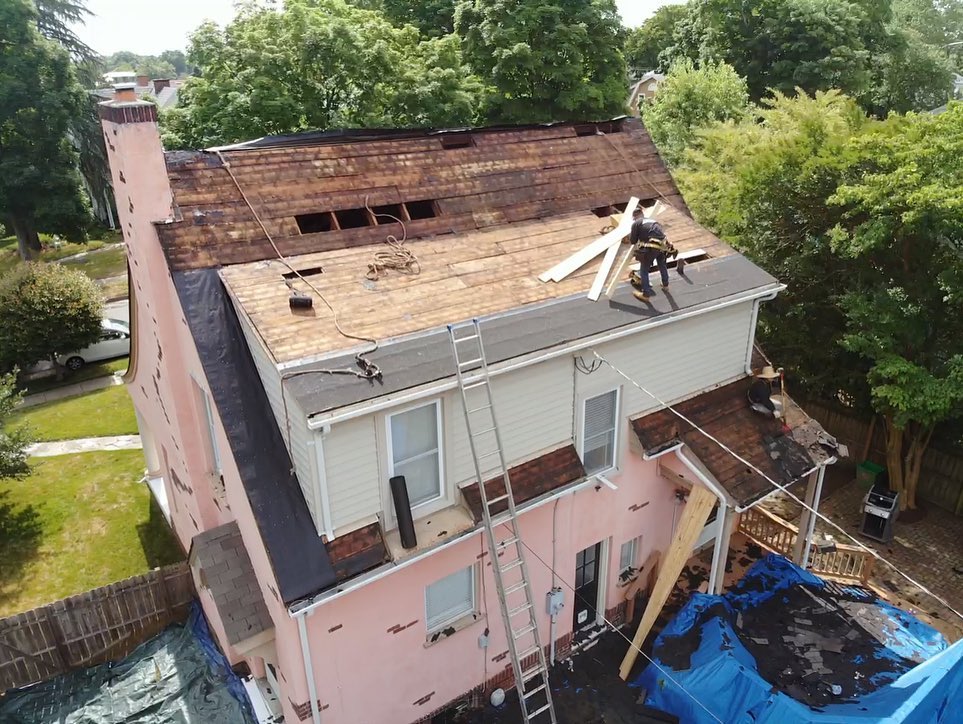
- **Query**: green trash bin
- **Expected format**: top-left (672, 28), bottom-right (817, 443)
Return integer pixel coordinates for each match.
top-left (857, 460), bottom-right (885, 488)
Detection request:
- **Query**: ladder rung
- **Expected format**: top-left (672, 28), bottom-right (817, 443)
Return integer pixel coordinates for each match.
top-left (478, 450), bottom-right (501, 459)
top-left (466, 404), bottom-right (492, 413)
top-left (523, 683), bottom-right (547, 699)
top-left (459, 357), bottom-right (484, 367)
top-left (497, 536), bottom-right (519, 548)
top-left (487, 493), bottom-right (510, 506)
top-left (508, 601), bottom-right (533, 618)
top-left (504, 581), bottom-right (528, 595)
top-left (499, 558), bottom-right (523, 573)
top-left (512, 623), bottom-right (536, 640)
top-left (519, 659), bottom-right (542, 678)
top-left (471, 426), bottom-right (497, 437)
top-left (454, 333), bottom-right (479, 343)
top-left (529, 703), bottom-right (553, 718)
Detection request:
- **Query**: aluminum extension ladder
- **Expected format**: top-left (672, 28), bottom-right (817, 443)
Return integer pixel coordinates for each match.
top-left (447, 319), bottom-right (557, 724)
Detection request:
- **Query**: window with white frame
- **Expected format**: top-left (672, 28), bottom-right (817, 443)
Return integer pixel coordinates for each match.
top-left (193, 379), bottom-right (222, 476)
top-left (619, 536), bottom-right (641, 574)
top-left (388, 401), bottom-right (443, 508)
top-left (582, 389), bottom-right (619, 474)
top-left (425, 566), bottom-right (475, 632)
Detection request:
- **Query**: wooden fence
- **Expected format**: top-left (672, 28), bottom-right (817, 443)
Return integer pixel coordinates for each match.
top-left (738, 506), bottom-right (875, 584)
top-left (803, 400), bottom-right (963, 516)
top-left (0, 562), bottom-right (193, 693)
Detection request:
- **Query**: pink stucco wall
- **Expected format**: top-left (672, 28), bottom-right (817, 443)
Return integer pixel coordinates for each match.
top-left (291, 445), bottom-right (677, 724)
top-left (99, 104), bottom-right (303, 706)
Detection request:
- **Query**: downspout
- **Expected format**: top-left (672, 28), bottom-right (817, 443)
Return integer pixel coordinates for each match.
top-left (296, 612), bottom-right (322, 724)
top-left (801, 465), bottom-right (827, 569)
top-left (744, 290), bottom-right (780, 375)
top-left (674, 448), bottom-right (732, 595)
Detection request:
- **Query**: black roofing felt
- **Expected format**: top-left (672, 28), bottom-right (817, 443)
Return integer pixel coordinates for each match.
top-left (173, 269), bottom-right (336, 605)
top-left (286, 255), bottom-right (780, 418)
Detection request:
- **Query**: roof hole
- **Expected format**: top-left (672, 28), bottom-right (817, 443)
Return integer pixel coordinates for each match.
top-left (592, 205), bottom-right (617, 218)
top-left (296, 212), bottom-right (336, 234)
top-left (440, 134), bottom-right (475, 150)
top-left (574, 124), bottom-right (600, 137)
top-left (371, 204), bottom-right (405, 225)
top-left (335, 207), bottom-right (371, 229)
top-left (282, 266), bottom-right (324, 280)
top-left (405, 200), bottom-right (438, 220)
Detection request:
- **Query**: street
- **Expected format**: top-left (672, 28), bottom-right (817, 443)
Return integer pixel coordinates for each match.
top-left (105, 298), bottom-right (130, 325)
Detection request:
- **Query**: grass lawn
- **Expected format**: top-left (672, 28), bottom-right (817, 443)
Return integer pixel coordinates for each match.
top-left (96, 273), bottom-right (129, 301)
top-left (11, 385), bottom-right (138, 441)
top-left (0, 450), bottom-right (183, 617)
top-left (61, 245), bottom-right (127, 280)
top-left (22, 357), bottom-right (129, 395)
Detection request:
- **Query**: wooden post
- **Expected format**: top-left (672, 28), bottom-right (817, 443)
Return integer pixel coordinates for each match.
top-left (862, 415), bottom-right (877, 463)
top-left (618, 484), bottom-right (717, 680)
top-left (792, 470), bottom-right (820, 565)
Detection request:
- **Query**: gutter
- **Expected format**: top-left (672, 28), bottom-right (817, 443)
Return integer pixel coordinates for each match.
top-left (744, 290), bottom-right (780, 375)
top-left (288, 474), bottom-right (598, 617)
top-left (306, 285), bottom-right (785, 430)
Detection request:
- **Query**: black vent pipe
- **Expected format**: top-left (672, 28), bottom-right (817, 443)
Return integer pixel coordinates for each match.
top-left (390, 475), bottom-right (418, 549)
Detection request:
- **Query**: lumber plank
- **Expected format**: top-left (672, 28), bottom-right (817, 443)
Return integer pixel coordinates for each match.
top-left (618, 484), bottom-right (717, 680)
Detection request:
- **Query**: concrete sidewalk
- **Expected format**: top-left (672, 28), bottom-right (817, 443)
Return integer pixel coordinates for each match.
top-left (27, 435), bottom-right (142, 457)
top-left (20, 374), bottom-right (124, 408)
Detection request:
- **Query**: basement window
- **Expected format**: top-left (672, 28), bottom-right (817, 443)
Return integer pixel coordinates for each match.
top-left (295, 212), bottom-right (335, 234)
top-left (371, 204), bottom-right (405, 224)
top-left (440, 134), bottom-right (475, 150)
top-left (335, 207), bottom-right (371, 229)
top-left (405, 199), bottom-right (439, 220)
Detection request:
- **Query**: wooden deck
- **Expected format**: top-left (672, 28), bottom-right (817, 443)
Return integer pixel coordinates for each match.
top-left (220, 204), bottom-right (734, 364)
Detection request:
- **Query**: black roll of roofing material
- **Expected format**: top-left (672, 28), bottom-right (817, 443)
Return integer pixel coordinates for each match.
top-left (390, 475), bottom-right (418, 549)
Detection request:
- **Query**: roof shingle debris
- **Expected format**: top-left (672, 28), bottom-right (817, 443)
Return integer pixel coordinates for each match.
top-left (631, 378), bottom-right (840, 506)
top-left (190, 521), bottom-right (274, 645)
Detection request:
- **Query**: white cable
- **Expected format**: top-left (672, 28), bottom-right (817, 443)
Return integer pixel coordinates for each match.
top-left (590, 349), bottom-right (963, 625)
top-left (510, 533), bottom-right (725, 724)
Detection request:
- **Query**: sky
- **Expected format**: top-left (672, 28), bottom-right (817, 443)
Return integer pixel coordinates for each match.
top-left (74, 0), bottom-right (679, 57)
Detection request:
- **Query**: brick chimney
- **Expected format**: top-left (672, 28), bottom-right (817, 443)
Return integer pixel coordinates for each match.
top-left (136, 74), bottom-right (150, 88)
top-left (113, 83), bottom-right (137, 102)
top-left (152, 78), bottom-right (171, 93)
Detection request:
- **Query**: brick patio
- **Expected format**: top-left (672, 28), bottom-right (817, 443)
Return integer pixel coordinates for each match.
top-left (761, 462), bottom-right (963, 642)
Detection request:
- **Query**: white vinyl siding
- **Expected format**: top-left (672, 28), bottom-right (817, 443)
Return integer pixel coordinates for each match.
top-left (578, 301), bottom-right (753, 420)
top-left (323, 416), bottom-right (381, 531)
top-left (388, 401), bottom-right (444, 509)
top-left (448, 355), bottom-right (575, 486)
top-left (425, 566), bottom-right (475, 632)
top-left (581, 390), bottom-right (619, 474)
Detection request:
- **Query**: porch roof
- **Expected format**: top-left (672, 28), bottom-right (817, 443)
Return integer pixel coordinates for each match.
top-left (631, 378), bottom-right (839, 507)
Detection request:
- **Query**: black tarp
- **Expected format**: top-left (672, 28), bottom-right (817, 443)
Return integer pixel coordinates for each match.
top-left (173, 269), bottom-right (335, 604)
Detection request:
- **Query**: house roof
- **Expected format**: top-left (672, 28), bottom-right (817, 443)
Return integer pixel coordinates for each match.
top-left (219, 203), bottom-right (737, 366)
top-left (461, 444), bottom-right (586, 521)
top-left (631, 378), bottom-right (838, 507)
top-left (156, 117), bottom-right (687, 271)
top-left (190, 521), bottom-right (273, 645)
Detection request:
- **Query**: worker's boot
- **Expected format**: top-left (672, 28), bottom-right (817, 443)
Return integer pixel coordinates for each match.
top-left (632, 290), bottom-right (652, 302)
top-left (629, 271), bottom-right (643, 290)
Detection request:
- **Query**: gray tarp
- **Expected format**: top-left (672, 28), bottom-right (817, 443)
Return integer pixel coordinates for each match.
top-left (0, 604), bottom-right (254, 723)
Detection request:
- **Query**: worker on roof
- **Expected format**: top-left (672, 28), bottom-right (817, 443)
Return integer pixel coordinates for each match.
top-left (628, 202), bottom-right (676, 302)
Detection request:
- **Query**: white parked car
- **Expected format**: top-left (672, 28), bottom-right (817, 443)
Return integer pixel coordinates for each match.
top-left (58, 319), bottom-right (131, 370)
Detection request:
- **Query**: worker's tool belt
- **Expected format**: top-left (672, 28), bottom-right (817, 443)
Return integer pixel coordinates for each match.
top-left (633, 240), bottom-right (676, 260)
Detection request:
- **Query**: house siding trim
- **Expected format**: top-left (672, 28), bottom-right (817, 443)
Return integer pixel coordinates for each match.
top-left (305, 284), bottom-right (784, 430)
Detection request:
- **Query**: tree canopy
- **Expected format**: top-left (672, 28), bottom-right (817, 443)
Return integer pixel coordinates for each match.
top-left (0, 372), bottom-right (31, 482)
top-left (162, 0), bottom-right (482, 148)
top-left (676, 93), bottom-right (963, 508)
top-left (667, 0), bottom-right (956, 114)
top-left (0, 263), bottom-right (103, 373)
top-left (455, 0), bottom-right (627, 123)
top-left (642, 59), bottom-right (749, 166)
top-left (623, 3), bottom-right (688, 77)
top-left (0, 0), bottom-right (91, 259)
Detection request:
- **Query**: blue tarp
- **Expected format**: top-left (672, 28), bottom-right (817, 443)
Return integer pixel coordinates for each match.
top-left (634, 555), bottom-right (963, 723)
